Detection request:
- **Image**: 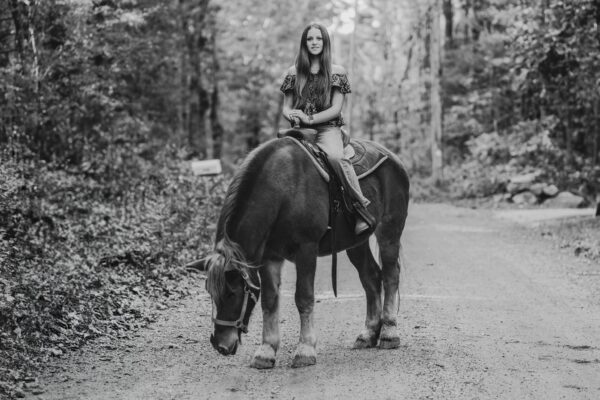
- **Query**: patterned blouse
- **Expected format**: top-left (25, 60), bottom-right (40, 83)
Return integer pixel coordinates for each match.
top-left (280, 72), bottom-right (351, 127)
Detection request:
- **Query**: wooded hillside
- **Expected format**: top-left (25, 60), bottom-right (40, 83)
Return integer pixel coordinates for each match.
top-left (1, 0), bottom-right (600, 397)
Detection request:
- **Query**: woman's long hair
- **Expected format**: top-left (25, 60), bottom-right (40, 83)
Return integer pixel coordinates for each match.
top-left (294, 23), bottom-right (332, 110)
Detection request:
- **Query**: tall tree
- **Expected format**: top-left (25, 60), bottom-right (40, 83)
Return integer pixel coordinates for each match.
top-left (443, 0), bottom-right (454, 44)
top-left (430, 0), bottom-right (443, 181)
top-left (179, 0), bottom-right (213, 158)
top-left (347, 0), bottom-right (359, 135)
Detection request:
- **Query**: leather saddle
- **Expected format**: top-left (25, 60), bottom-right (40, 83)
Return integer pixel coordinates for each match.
top-left (277, 128), bottom-right (389, 183)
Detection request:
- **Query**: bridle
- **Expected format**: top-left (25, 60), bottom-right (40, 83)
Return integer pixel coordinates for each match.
top-left (210, 267), bottom-right (260, 333)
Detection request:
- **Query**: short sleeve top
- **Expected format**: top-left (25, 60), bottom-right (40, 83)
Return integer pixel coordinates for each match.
top-left (280, 70), bottom-right (351, 127)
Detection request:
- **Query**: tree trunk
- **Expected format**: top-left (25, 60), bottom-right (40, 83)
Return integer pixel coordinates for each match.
top-left (393, 110), bottom-right (401, 153)
top-left (27, 1), bottom-right (39, 93)
top-left (379, 0), bottom-right (392, 134)
top-left (593, 97), bottom-right (599, 167)
top-left (180, 0), bottom-right (210, 158)
top-left (463, 1), bottom-right (475, 43)
top-left (565, 103), bottom-right (573, 165)
top-left (207, 16), bottom-right (222, 160)
top-left (9, 0), bottom-right (25, 64)
top-left (347, 0), bottom-right (359, 135)
top-left (210, 77), bottom-right (223, 159)
top-left (177, 5), bottom-right (189, 146)
top-left (430, 0), bottom-right (443, 182)
top-left (540, 0), bottom-right (549, 26)
top-left (0, 3), bottom-right (13, 67)
top-left (443, 0), bottom-right (453, 44)
top-left (595, 0), bottom-right (600, 165)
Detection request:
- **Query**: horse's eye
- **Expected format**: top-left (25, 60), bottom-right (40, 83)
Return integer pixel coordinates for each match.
top-left (224, 270), bottom-right (243, 292)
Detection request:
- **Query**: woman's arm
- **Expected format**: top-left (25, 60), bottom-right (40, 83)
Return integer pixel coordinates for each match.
top-left (290, 88), bottom-right (345, 126)
top-left (310, 88), bottom-right (344, 125)
top-left (282, 91), bottom-right (297, 124)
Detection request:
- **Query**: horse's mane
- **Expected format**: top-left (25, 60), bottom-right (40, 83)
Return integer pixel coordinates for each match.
top-left (215, 138), bottom-right (280, 243)
top-left (205, 235), bottom-right (252, 304)
top-left (206, 138), bottom-right (283, 301)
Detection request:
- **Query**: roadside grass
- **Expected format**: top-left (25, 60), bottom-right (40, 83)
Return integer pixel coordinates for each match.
top-left (536, 217), bottom-right (600, 262)
top-left (0, 150), bottom-right (226, 399)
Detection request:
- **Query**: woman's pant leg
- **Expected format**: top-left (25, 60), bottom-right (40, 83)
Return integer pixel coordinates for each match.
top-left (315, 127), bottom-right (370, 207)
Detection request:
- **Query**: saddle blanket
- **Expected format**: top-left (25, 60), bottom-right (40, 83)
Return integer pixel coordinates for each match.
top-left (285, 136), bottom-right (390, 182)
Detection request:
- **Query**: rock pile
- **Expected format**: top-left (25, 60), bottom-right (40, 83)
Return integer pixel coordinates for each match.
top-left (500, 171), bottom-right (586, 208)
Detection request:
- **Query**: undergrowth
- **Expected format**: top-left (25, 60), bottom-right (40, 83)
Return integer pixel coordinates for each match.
top-left (0, 145), bottom-right (226, 399)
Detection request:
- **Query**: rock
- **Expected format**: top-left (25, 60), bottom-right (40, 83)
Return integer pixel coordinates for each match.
top-left (506, 182), bottom-right (524, 195)
top-left (510, 172), bottom-right (541, 184)
top-left (511, 191), bottom-right (538, 205)
top-left (493, 194), bottom-right (505, 204)
top-left (506, 172), bottom-right (542, 194)
top-left (542, 191), bottom-right (585, 208)
top-left (48, 348), bottom-right (63, 357)
top-left (530, 183), bottom-right (545, 196)
top-left (23, 381), bottom-right (39, 389)
top-left (542, 184), bottom-right (559, 197)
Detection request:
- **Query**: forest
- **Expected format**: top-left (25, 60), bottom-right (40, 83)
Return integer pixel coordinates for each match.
top-left (1, 0), bottom-right (599, 397)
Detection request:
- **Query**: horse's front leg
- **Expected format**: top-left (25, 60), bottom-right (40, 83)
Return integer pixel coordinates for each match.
top-left (291, 243), bottom-right (318, 368)
top-left (250, 258), bottom-right (283, 369)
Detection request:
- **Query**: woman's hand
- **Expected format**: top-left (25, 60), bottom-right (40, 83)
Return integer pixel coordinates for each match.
top-left (289, 110), bottom-right (310, 125)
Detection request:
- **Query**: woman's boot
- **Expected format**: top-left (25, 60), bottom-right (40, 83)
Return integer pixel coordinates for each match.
top-left (333, 158), bottom-right (375, 235)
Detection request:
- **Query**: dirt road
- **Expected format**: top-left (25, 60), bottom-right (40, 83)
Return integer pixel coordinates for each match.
top-left (33, 204), bottom-right (600, 399)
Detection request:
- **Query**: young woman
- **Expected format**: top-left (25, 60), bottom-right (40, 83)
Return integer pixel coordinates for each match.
top-left (280, 23), bottom-right (371, 235)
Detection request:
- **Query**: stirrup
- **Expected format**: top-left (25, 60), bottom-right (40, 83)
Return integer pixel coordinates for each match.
top-left (354, 218), bottom-right (370, 235)
top-left (354, 205), bottom-right (375, 234)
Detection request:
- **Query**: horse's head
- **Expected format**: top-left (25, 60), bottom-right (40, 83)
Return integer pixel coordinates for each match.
top-left (204, 245), bottom-right (260, 356)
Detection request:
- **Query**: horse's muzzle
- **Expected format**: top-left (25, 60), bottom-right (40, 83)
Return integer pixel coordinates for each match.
top-left (211, 334), bottom-right (238, 356)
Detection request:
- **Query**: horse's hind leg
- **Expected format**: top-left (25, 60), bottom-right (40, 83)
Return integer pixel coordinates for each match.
top-left (346, 242), bottom-right (382, 349)
top-left (377, 228), bottom-right (403, 349)
top-left (250, 258), bottom-right (284, 369)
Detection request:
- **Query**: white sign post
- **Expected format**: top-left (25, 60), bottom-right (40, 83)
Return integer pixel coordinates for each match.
top-left (190, 159), bottom-right (222, 176)
top-left (190, 159), bottom-right (222, 197)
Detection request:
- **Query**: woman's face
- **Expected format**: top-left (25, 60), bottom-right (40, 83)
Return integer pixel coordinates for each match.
top-left (306, 27), bottom-right (323, 56)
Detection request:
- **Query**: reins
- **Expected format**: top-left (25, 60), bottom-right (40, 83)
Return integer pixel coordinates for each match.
top-left (328, 173), bottom-right (341, 297)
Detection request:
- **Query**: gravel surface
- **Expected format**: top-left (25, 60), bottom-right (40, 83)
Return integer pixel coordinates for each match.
top-left (32, 203), bottom-right (600, 400)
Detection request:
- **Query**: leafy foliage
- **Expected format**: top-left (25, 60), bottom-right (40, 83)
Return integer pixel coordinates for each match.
top-left (0, 143), bottom-right (226, 398)
top-left (439, 0), bottom-right (600, 198)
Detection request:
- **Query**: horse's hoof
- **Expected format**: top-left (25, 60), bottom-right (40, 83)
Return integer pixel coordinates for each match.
top-left (291, 353), bottom-right (316, 368)
top-left (291, 343), bottom-right (316, 368)
top-left (352, 332), bottom-right (378, 349)
top-left (378, 323), bottom-right (400, 349)
top-left (250, 345), bottom-right (276, 369)
top-left (250, 356), bottom-right (276, 369)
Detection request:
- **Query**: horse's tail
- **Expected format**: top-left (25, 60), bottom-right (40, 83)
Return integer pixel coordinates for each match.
top-left (397, 242), bottom-right (408, 314)
top-left (371, 238), bottom-right (406, 316)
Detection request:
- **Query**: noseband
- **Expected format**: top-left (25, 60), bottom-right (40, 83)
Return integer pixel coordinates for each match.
top-left (211, 268), bottom-right (260, 333)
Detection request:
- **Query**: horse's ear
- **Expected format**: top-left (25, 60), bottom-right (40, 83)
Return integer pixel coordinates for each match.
top-left (184, 257), bottom-right (209, 275)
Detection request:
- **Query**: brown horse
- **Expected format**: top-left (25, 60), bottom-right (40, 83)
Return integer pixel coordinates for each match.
top-left (204, 136), bottom-right (409, 368)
